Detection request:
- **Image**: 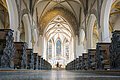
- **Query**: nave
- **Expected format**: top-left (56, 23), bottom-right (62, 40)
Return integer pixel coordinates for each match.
top-left (0, 70), bottom-right (120, 80)
top-left (0, 29), bottom-right (120, 80)
top-left (0, 0), bottom-right (120, 80)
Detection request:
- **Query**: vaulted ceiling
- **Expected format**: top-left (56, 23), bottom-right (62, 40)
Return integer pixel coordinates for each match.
top-left (18, 0), bottom-right (97, 35)
top-left (45, 15), bottom-right (72, 41)
top-left (35, 0), bottom-right (82, 24)
top-left (34, 0), bottom-right (84, 35)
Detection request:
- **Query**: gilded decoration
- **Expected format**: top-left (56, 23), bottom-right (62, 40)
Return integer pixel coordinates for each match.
top-left (39, 7), bottom-right (78, 35)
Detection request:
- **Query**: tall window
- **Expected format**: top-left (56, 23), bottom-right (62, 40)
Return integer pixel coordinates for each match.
top-left (65, 39), bottom-right (69, 59)
top-left (47, 40), bottom-right (52, 59)
top-left (56, 39), bottom-right (61, 55)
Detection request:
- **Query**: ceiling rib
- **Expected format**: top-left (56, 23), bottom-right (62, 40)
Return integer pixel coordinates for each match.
top-left (39, 1), bottom-right (51, 21)
top-left (38, 0), bottom-right (80, 22)
top-left (46, 23), bottom-right (58, 33)
top-left (66, 1), bottom-right (77, 20)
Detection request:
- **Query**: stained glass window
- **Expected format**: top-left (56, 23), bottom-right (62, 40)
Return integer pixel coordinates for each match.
top-left (56, 39), bottom-right (61, 54)
top-left (47, 40), bottom-right (52, 59)
top-left (65, 40), bottom-right (69, 59)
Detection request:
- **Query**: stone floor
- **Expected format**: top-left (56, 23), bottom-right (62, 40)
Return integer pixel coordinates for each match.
top-left (0, 70), bottom-right (120, 80)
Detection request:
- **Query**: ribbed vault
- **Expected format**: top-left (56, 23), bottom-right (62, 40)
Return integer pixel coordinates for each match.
top-left (39, 7), bottom-right (78, 35)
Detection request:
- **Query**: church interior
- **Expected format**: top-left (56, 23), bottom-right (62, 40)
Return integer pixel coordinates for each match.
top-left (0, 0), bottom-right (120, 80)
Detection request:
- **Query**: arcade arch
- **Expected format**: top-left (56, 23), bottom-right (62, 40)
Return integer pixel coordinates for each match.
top-left (87, 14), bottom-right (99, 49)
top-left (43, 15), bottom-right (75, 68)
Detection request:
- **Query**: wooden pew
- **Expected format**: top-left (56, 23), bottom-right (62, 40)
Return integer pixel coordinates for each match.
top-left (48, 61), bottom-right (52, 70)
top-left (40, 57), bottom-right (44, 70)
top-left (96, 43), bottom-right (111, 70)
top-left (44, 59), bottom-right (47, 70)
top-left (13, 42), bottom-right (28, 69)
top-left (75, 58), bottom-right (79, 70)
top-left (82, 53), bottom-right (88, 70)
top-left (66, 61), bottom-right (72, 70)
top-left (33, 53), bottom-right (38, 70)
top-left (66, 62), bottom-right (70, 70)
top-left (38, 56), bottom-right (41, 70)
top-left (78, 56), bottom-right (82, 70)
top-left (88, 49), bottom-right (96, 70)
top-left (73, 59), bottom-right (76, 70)
top-left (26, 49), bottom-right (34, 69)
top-left (110, 30), bottom-right (120, 69)
top-left (0, 29), bottom-right (15, 68)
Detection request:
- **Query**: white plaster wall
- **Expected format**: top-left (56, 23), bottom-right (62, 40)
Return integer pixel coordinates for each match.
top-left (76, 44), bottom-right (84, 57)
top-left (75, 29), bottom-right (86, 57)
top-left (6, 0), bottom-right (19, 41)
top-left (70, 37), bottom-right (75, 61)
top-left (75, 35), bottom-right (79, 58)
top-left (92, 34), bottom-right (98, 48)
top-left (33, 29), bottom-right (40, 55)
top-left (100, 0), bottom-right (113, 42)
top-left (87, 14), bottom-right (96, 49)
top-left (43, 37), bottom-right (47, 59)
top-left (81, 8), bottom-right (85, 29)
top-left (23, 14), bottom-right (32, 48)
top-left (37, 35), bottom-right (44, 56)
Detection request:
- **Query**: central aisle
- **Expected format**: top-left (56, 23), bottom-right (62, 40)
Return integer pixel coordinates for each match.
top-left (0, 70), bottom-right (120, 80)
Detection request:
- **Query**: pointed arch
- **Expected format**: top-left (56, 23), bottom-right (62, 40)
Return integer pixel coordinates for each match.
top-left (42, 15), bottom-right (75, 66)
top-left (56, 39), bottom-right (61, 55)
